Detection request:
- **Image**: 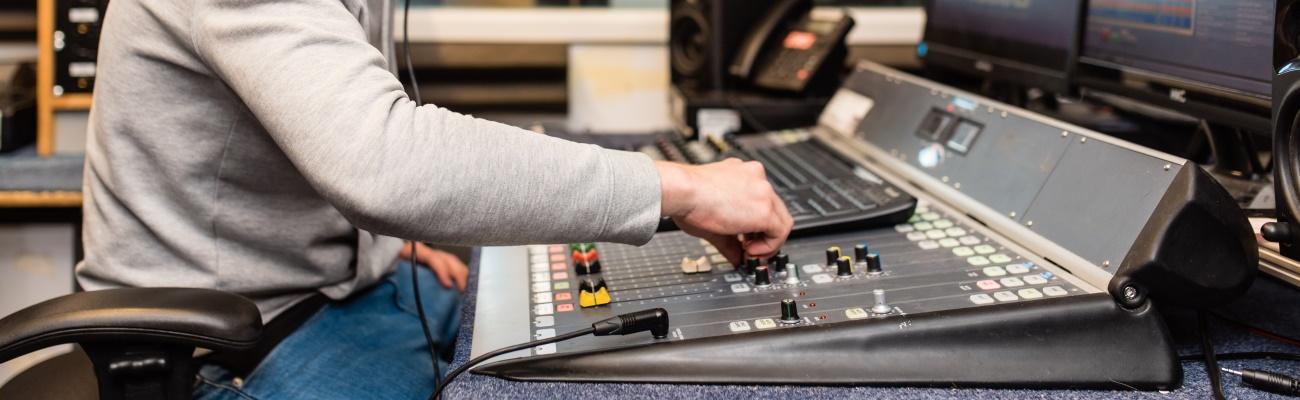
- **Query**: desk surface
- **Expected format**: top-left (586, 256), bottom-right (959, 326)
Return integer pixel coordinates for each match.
top-left (449, 247), bottom-right (1300, 399)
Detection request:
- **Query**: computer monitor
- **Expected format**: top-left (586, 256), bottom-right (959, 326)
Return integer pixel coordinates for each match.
top-left (1078, 0), bottom-right (1272, 132)
top-left (920, 0), bottom-right (1087, 94)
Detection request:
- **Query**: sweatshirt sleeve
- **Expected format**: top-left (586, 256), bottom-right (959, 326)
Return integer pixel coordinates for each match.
top-left (189, 0), bottom-right (661, 246)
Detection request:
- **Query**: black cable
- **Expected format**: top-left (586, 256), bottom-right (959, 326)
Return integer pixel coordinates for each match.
top-left (409, 241), bottom-right (442, 383)
top-left (1199, 310), bottom-right (1227, 400)
top-left (402, 0), bottom-right (422, 106)
top-left (428, 327), bottom-right (596, 400)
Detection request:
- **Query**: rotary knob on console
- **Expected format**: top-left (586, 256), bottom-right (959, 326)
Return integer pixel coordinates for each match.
top-left (768, 252), bottom-right (789, 274)
top-left (825, 246), bottom-right (842, 266)
top-left (866, 253), bottom-right (883, 276)
top-left (784, 263), bottom-right (801, 285)
top-left (780, 298), bottom-right (800, 324)
top-left (854, 243), bottom-right (870, 263)
top-left (836, 256), bottom-right (854, 277)
top-left (744, 257), bottom-right (761, 276)
top-left (754, 265), bottom-right (772, 287)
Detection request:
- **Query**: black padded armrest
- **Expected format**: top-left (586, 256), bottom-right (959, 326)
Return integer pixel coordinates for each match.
top-left (0, 288), bottom-right (263, 364)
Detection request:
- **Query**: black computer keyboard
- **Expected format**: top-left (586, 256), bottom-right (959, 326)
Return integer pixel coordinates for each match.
top-left (726, 137), bottom-right (916, 236)
top-left (629, 129), bottom-right (915, 236)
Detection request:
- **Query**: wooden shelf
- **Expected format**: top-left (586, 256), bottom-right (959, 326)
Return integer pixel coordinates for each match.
top-left (0, 191), bottom-right (82, 208)
top-left (49, 94), bottom-right (93, 110)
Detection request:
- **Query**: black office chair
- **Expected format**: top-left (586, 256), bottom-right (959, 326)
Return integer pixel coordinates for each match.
top-left (0, 288), bottom-right (262, 400)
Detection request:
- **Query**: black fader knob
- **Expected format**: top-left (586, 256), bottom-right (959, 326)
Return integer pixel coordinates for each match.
top-left (744, 257), bottom-right (761, 275)
top-left (866, 253), bottom-right (883, 275)
top-left (754, 265), bottom-right (772, 287)
top-left (780, 298), bottom-right (800, 324)
top-left (836, 256), bottom-right (853, 277)
top-left (825, 246), bottom-right (842, 266)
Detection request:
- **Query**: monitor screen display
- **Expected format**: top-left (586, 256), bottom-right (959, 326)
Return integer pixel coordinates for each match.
top-left (923, 0), bottom-right (1086, 86)
top-left (1081, 0), bottom-right (1272, 98)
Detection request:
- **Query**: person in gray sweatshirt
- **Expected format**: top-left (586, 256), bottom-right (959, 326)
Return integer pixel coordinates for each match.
top-left (76, 0), bottom-right (792, 398)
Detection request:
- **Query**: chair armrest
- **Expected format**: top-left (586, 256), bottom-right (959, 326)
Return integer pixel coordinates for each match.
top-left (0, 288), bottom-right (262, 364)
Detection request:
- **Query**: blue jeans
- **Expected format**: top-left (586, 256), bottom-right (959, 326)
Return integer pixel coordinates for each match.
top-left (194, 262), bottom-right (461, 400)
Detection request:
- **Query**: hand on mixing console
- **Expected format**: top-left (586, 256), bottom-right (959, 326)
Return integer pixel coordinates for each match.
top-left (400, 242), bottom-right (469, 292)
top-left (656, 159), bottom-right (793, 265)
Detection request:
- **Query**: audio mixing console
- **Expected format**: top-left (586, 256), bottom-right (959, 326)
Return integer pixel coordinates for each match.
top-left (469, 61), bottom-right (1256, 389)
top-left (498, 199), bottom-right (1089, 357)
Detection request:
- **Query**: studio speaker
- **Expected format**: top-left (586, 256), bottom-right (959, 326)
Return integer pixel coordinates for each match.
top-left (669, 0), bottom-right (775, 91)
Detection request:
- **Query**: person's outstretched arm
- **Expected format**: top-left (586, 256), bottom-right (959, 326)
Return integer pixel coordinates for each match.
top-left (190, 0), bottom-right (789, 260)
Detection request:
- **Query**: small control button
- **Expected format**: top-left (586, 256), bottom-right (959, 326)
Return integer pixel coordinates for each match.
top-left (969, 294), bottom-right (995, 304)
top-left (933, 219), bottom-right (954, 229)
top-left (533, 303), bottom-right (554, 315)
top-left (534, 328), bottom-right (556, 339)
top-left (1023, 275), bottom-right (1047, 285)
top-left (812, 274), bottom-right (834, 284)
top-left (907, 232), bottom-right (928, 241)
top-left (710, 254), bottom-right (727, 264)
top-left (926, 230), bottom-right (947, 239)
top-left (1043, 286), bottom-right (1069, 296)
top-left (993, 291), bottom-right (1018, 302)
top-left (1018, 288), bottom-right (1043, 299)
top-left (554, 292), bottom-right (573, 301)
top-left (530, 254), bottom-right (547, 264)
top-left (845, 308), bottom-right (870, 319)
top-left (1005, 263), bottom-right (1030, 274)
top-left (802, 264), bottom-right (824, 274)
top-left (528, 245), bottom-right (548, 254)
top-left (548, 245), bottom-right (566, 253)
top-left (531, 282), bottom-right (551, 292)
top-left (551, 263), bottom-right (566, 271)
top-left (921, 212), bottom-right (941, 221)
top-left (556, 303), bottom-right (575, 312)
top-left (895, 224), bottom-right (915, 233)
top-left (534, 315), bottom-right (555, 327)
top-left (953, 247), bottom-right (975, 257)
top-left (959, 237), bottom-right (981, 246)
top-left (531, 263), bottom-right (548, 273)
top-left (944, 227), bottom-right (966, 237)
top-left (553, 281), bottom-right (570, 290)
top-left (535, 343), bottom-right (557, 355)
top-left (533, 293), bottom-right (553, 303)
top-left (531, 273), bottom-right (549, 282)
top-left (755, 318), bottom-right (778, 329)
top-left (999, 277), bottom-right (1025, 287)
top-left (976, 279), bottom-right (1001, 290)
top-left (730, 283), bottom-right (751, 293)
top-left (982, 266), bottom-right (1007, 277)
top-left (724, 273), bottom-right (742, 282)
top-left (918, 240), bottom-right (940, 250)
top-left (973, 245), bottom-right (996, 254)
top-left (939, 238), bottom-right (961, 247)
top-left (914, 222), bottom-right (935, 231)
top-left (989, 254), bottom-right (1012, 263)
top-left (967, 256), bottom-right (990, 266)
top-left (552, 272), bottom-right (569, 280)
top-left (728, 320), bottom-right (752, 332)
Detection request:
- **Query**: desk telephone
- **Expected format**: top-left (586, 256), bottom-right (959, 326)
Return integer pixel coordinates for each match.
top-left (730, 0), bottom-right (855, 93)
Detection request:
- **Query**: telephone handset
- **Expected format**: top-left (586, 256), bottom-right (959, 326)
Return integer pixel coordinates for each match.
top-left (728, 0), bottom-right (854, 93)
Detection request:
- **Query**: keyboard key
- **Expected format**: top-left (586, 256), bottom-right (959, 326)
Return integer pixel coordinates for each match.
top-left (982, 266), bottom-right (1007, 277)
top-left (914, 222), bottom-right (934, 231)
top-left (973, 245), bottom-right (996, 254)
top-left (999, 277), bottom-right (1025, 287)
top-left (907, 232), bottom-right (927, 241)
top-left (918, 240), bottom-right (940, 250)
top-left (939, 238), bottom-right (961, 247)
top-left (926, 230), bottom-right (947, 239)
top-left (967, 256), bottom-right (990, 266)
top-left (953, 247), bottom-right (975, 257)
top-left (993, 291), bottom-right (1019, 302)
top-left (933, 219), bottom-right (954, 229)
top-left (977, 280), bottom-right (1001, 290)
top-left (1023, 275), bottom-right (1047, 285)
top-left (959, 236), bottom-right (982, 245)
top-left (989, 254), bottom-right (1012, 263)
top-left (945, 227), bottom-right (967, 237)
